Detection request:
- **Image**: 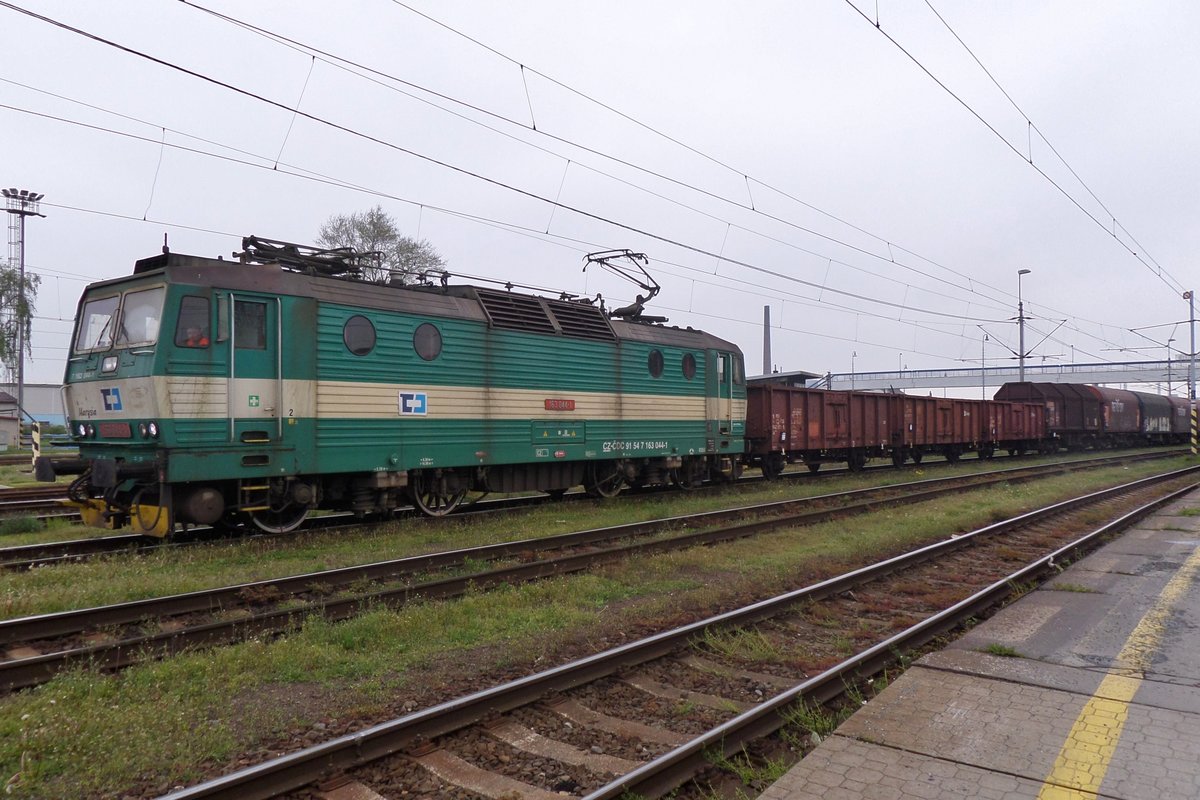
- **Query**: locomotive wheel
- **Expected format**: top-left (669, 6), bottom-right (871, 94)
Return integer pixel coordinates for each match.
top-left (410, 472), bottom-right (467, 516)
top-left (585, 461), bottom-right (625, 498)
top-left (670, 459), bottom-right (706, 490)
top-left (249, 503), bottom-right (309, 534)
top-left (710, 457), bottom-right (743, 483)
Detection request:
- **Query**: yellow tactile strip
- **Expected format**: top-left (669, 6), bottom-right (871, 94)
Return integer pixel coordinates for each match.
top-left (1036, 543), bottom-right (1200, 798)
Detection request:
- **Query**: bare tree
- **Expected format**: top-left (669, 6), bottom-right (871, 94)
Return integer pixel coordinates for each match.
top-left (316, 206), bottom-right (445, 284)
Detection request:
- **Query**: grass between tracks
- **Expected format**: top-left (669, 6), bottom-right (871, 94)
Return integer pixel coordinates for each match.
top-left (0, 454), bottom-right (1195, 797)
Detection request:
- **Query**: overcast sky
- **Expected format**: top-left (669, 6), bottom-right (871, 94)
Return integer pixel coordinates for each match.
top-left (2, 1), bottom-right (1197, 389)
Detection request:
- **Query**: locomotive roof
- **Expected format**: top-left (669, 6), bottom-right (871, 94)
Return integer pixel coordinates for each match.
top-left (117, 251), bottom-right (740, 352)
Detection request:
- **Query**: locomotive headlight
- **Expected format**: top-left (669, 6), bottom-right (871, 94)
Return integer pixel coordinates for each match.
top-left (138, 422), bottom-right (149, 438)
top-left (75, 422), bottom-right (88, 437)
top-left (147, 421), bottom-right (159, 438)
top-left (102, 356), bottom-right (118, 373)
top-left (85, 423), bottom-right (96, 437)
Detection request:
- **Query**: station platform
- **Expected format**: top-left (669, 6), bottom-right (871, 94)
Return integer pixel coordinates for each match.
top-left (762, 489), bottom-right (1200, 800)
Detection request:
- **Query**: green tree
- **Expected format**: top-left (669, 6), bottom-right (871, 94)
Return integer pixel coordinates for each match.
top-left (316, 205), bottom-right (445, 284)
top-left (0, 266), bottom-right (39, 370)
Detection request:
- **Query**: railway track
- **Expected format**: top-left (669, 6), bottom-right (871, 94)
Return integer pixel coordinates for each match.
top-left (0, 453), bottom-right (1183, 692)
top-left (0, 483), bottom-right (72, 515)
top-left (150, 465), bottom-right (1199, 799)
top-left (0, 449), bottom-right (1179, 569)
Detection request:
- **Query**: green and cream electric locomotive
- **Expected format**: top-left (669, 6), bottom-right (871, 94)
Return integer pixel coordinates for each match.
top-left (38, 239), bottom-right (746, 536)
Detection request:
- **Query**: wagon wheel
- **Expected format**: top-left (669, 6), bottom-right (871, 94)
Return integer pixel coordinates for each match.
top-left (978, 446), bottom-right (995, 460)
top-left (806, 462), bottom-right (821, 473)
top-left (760, 453), bottom-right (787, 480)
top-left (249, 502), bottom-right (309, 534)
top-left (910, 450), bottom-right (924, 465)
top-left (410, 471), bottom-right (467, 517)
top-left (891, 449), bottom-right (906, 467)
top-left (585, 461), bottom-right (625, 499)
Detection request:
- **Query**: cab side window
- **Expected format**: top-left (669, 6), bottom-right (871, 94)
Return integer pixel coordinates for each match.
top-left (235, 300), bottom-right (267, 350)
top-left (175, 296), bottom-right (211, 348)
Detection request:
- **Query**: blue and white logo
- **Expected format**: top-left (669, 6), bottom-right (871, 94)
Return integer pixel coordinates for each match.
top-left (399, 392), bottom-right (427, 415)
top-left (101, 387), bottom-right (123, 412)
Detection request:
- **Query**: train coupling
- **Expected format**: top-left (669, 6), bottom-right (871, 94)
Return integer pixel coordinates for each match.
top-left (34, 456), bottom-right (87, 482)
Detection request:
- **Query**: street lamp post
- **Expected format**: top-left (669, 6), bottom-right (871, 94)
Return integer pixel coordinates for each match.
top-left (1185, 290), bottom-right (1197, 457)
top-left (2, 188), bottom-right (44, 425)
top-left (1167, 337), bottom-right (1175, 395)
top-left (1187, 291), bottom-right (1196, 402)
top-left (1017, 269), bottom-right (1032, 382)
top-left (981, 332), bottom-right (989, 399)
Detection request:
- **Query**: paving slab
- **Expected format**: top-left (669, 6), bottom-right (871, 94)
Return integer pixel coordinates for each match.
top-left (919, 649), bottom-right (1200, 716)
top-left (759, 734), bottom-right (1058, 800)
top-left (955, 527), bottom-right (1200, 682)
top-left (763, 490), bottom-right (1200, 800)
top-left (770, 661), bottom-right (1200, 799)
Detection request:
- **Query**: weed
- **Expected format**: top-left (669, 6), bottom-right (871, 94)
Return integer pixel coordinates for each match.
top-left (0, 516), bottom-right (40, 536)
top-left (699, 627), bottom-right (783, 663)
top-left (981, 643), bottom-right (1023, 657)
top-left (843, 681), bottom-right (867, 707)
top-left (673, 699), bottom-right (698, 717)
top-left (1006, 579), bottom-right (1038, 598)
top-left (780, 699), bottom-right (841, 738)
top-left (1048, 582), bottom-right (1097, 593)
top-left (706, 745), bottom-right (791, 787)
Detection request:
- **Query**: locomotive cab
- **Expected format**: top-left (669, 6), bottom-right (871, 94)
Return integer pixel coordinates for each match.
top-left (45, 276), bottom-right (174, 534)
top-left (41, 254), bottom-right (308, 536)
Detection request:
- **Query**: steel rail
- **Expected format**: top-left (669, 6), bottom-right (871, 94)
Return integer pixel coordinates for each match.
top-left (0, 459), bottom-right (1097, 691)
top-left (0, 454), bottom-right (1140, 646)
top-left (0, 455), bottom-right (1180, 690)
top-left (155, 465), bottom-right (1200, 800)
top-left (0, 450), bottom-right (1176, 565)
top-left (582, 481), bottom-right (1200, 799)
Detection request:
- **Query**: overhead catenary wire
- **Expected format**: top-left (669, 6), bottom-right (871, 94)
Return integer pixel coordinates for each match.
top-left (367, 0), bottom-right (1151, 331)
top-left (0, 11), bottom-right (1032, 332)
top-left (174, 0), bottom-right (1057, 319)
top-left (844, 0), bottom-right (1185, 296)
top-left (2, 95), bottom-right (1016, 332)
top-left (0, 69), bottom-right (1136, 366)
top-left (0, 3), bottom-right (1154, 371)
top-left (921, 0), bottom-right (1172, 284)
